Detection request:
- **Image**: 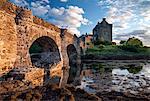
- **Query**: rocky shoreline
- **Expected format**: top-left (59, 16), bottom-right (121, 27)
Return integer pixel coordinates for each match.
top-left (0, 80), bottom-right (150, 101)
top-left (0, 80), bottom-right (100, 101)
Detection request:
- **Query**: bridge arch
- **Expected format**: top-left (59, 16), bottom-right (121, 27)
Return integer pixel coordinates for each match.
top-left (29, 36), bottom-right (61, 85)
top-left (67, 44), bottom-right (78, 84)
top-left (29, 36), bottom-right (61, 66)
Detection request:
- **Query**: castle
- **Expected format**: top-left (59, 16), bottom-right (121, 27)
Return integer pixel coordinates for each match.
top-left (80, 18), bottom-right (113, 53)
top-left (93, 18), bottom-right (112, 42)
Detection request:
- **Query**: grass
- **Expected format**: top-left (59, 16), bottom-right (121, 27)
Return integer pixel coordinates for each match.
top-left (86, 45), bottom-right (150, 56)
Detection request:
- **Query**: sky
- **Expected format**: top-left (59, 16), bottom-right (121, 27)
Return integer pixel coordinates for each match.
top-left (10, 0), bottom-right (150, 46)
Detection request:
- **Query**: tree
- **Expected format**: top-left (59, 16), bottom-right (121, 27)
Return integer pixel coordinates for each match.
top-left (118, 37), bottom-right (144, 52)
top-left (120, 40), bottom-right (126, 45)
top-left (126, 37), bottom-right (143, 47)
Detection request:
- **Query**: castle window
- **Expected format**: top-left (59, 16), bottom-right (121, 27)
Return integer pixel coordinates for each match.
top-left (104, 32), bottom-right (108, 35)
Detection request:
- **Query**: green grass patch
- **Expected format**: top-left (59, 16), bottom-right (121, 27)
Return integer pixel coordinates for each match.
top-left (86, 45), bottom-right (150, 56)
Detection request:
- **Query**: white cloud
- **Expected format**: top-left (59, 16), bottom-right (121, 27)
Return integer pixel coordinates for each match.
top-left (31, 1), bottom-right (50, 17)
top-left (10, 0), bottom-right (29, 7)
top-left (48, 6), bottom-right (91, 36)
top-left (141, 10), bottom-right (150, 22)
top-left (98, 0), bottom-right (150, 46)
top-left (11, 0), bottom-right (90, 36)
top-left (114, 30), bottom-right (150, 46)
top-left (68, 28), bottom-right (80, 36)
top-left (50, 7), bottom-right (65, 16)
top-left (60, 0), bottom-right (68, 2)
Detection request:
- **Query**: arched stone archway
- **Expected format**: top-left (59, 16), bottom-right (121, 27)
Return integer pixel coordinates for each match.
top-left (67, 44), bottom-right (78, 84)
top-left (29, 36), bottom-right (61, 85)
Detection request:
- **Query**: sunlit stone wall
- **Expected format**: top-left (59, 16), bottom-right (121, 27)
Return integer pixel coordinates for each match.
top-left (0, 1), bottom-right (81, 86)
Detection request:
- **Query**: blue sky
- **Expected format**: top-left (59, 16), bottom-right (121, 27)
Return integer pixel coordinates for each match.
top-left (10, 0), bottom-right (150, 46)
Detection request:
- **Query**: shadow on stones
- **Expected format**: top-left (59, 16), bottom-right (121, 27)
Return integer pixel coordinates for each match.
top-left (67, 44), bottom-right (78, 84)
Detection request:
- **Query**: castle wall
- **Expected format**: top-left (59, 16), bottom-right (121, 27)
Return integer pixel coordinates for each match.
top-left (97, 26), bottom-right (112, 42)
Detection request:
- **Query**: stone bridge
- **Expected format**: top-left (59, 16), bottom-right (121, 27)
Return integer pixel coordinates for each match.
top-left (0, 1), bottom-right (81, 87)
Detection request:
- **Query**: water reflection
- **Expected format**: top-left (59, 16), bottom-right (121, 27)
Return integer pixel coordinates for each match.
top-left (78, 61), bottom-right (150, 94)
top-left (140, 64), bottom-right (150, 77)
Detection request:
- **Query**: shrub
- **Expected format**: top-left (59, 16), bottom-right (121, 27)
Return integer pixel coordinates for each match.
top-left (112, 42), bottom-right (116, 45)
top-left (93, 40), bottom-right (100, 45)
top-left (126, 37), bottom-right (143, 47)
top-left (98, 44), bottom-right (104, 49)
top-left (120, 40), bottom-right (126, 45)
top-left (86, 42), bottom-right (94, 48)
top-left (93, 40), bottom-right (112, 45)
top-left (118, 37), bottom-right (144, 52)
top-left (118, 45), bottom-right (140, 52)
top-left (127, 65), bottom-right (142, 74)
top-left (86, 47), bottom-right (100, 52)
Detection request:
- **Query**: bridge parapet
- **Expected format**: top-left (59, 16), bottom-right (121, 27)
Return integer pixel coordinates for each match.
top-left (0, 1), bottom-right (31, 17)
top-left (0, 1), bottom-right (64, 34)
top-left (33, 16), bottom-right (60, 33)
top-left (0, 1), bottom-right (61, 33)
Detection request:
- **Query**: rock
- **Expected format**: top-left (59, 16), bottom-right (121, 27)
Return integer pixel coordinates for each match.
top-left (112, 80), bottom-right (120, 85)
top-left (129, 90), bottom-right (138, 94)
top-left (138, 88), bottom-right (143, 92)
top-left (0, 80), bottom-right (102, 101)
top-left (96, 91), bottom-right (150, 101)
top-left (122, 84), bottom-right (131, 89)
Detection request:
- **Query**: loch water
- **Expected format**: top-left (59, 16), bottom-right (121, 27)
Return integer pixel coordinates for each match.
top-left (78, 60), bottom-right (150, 94)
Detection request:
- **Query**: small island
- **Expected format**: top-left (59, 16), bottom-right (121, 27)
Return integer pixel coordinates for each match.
top-left (80, 18), bottom-right (150, 61)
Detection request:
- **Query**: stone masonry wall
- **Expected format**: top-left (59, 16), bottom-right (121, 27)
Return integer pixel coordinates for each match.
top-left (0, 10), bottom-right (17, 76)
top-left (0, 1), bottom-right (81, 86)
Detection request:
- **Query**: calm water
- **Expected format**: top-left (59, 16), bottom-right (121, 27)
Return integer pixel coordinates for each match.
top-left (77, 60), bottom-right (150, 94)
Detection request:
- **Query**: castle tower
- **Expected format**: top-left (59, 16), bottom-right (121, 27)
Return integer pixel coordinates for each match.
top-left (93, 18), bottom-right (112, 43)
